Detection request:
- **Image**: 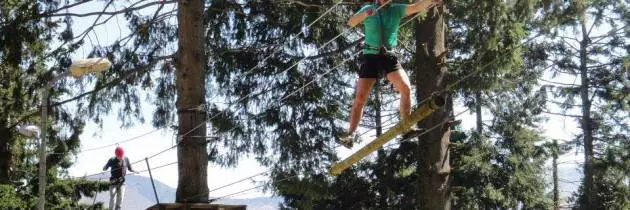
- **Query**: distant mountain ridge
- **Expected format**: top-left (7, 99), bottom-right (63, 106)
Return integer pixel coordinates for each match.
top-left (81, 164), bottom-right (582, 209)
top-left (79, 175), bottom-right (282, 210)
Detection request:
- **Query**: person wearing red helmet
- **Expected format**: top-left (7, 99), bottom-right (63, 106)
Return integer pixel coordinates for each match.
top-left (103, 146), bottom-right (136, 210)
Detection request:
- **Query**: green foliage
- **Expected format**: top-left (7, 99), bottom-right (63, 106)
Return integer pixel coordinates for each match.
top-left (570, 135), bottom-right (630, 209)
top-left (2, 0), bottom-right (621, 209)
top-left (0, 184), bottom-right (32, 209)
top-left (571, 149), bottom-right (630, 209)
top-left (0, 0), bottom-right (112, 208)
top-left (449, 0), bottom-right (529, 94)
top-left (533, 0), bottom-right (629, 208)
top-left (451, 89), bottom-right (552, 209)
top-left (275, 166), bottom-right (377, 210)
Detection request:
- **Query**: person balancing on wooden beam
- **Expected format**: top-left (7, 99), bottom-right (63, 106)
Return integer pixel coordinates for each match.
top-left (338, 0), bottom-right (443, 149)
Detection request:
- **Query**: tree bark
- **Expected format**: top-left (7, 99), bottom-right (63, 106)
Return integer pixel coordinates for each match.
top-left (175, 0), bottom-right (208, 203)
top-left (0, 128), bottom-right (12, 184)
top-left (374, 82), bottom-right (389, 207)
top-left (375, 82), bottom-right (383, 138)
top-left (474, 92), bottom-right (482, 135)
top-left (414, 6), bottom-right (451, 209)
top-left (579, 12), bottom-right (595, 210)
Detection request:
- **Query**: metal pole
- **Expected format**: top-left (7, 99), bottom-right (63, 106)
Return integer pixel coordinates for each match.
top-left (37, 72), bottom-right (69, 210)
top-left (92, 178), bottom-right (101, 206)
top-left (145, 157), bottom-right (160, 204)
top-left (37, 88), bottom-right (48, 210)
top-left (553, 140), bottom-right (559, 210)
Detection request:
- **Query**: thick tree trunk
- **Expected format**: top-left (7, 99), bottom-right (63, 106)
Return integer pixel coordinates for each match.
top-left (414, 6), bottom-right (451, 209)
top-left (175, 0), bottom-right (208, 203)
top-left (579, 15), bottom-right (594, 210)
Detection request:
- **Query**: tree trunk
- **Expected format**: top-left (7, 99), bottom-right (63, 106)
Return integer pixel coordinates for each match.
top-left (579, 13), bottom-right (594, 210)
top-left (374, 82), bottom-right (389, 207)
top-left (375, 82), bottom-right (383, 138)
top-left (474, 92), bottom-right (482, 135)
top-left (0, 128), bottom-right (12, 184)
top-left (414, 6), bottom-right (451, 209)
top-left (553, 140), bottom-right (559, 210)
top-left (175, 0), bottom-right (208, 203)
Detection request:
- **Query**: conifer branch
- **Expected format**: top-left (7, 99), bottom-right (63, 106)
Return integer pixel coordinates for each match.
top-left (51, 54), bottom-right (174, 107)
top-left (558, 37), bottom-right (581, 52)
top-left (303, 38), bottom-right (363, 60)
top-left (542, 111), bottom-right (582, 118)
top-left (39, 0), bottom-right (98, 16)
top-left (546, 99), bottom-right (582, 107)
top-left (590, 24), bottom-right (628, 43)
top-left (539, 78), bottom-right (580, 87)
top-left (5, 54), bottom-right (175, 132)
top-left (41, 1), bottom-right (176, 18)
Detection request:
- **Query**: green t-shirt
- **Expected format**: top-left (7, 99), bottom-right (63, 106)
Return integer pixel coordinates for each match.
top-left (358, 3), bottom-right (408, 54)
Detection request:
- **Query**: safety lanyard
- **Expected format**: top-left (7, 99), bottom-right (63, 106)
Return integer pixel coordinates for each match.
top-left (376, 2), bottom-right (390, 54)
top-left (377, 6), bottom-right (386, 52)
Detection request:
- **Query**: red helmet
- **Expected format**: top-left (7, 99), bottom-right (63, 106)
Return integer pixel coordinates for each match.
top-left (115, 146), bottom-right (124, 158)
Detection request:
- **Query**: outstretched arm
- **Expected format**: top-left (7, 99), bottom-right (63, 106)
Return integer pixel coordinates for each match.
top-left (103, 159), bottom-right (111, 171)
top-left (405, 0), bottom-right (442, 17)
top-left (347, 7), bottom-right (375, 27)
top-left (126, 157), bottom-right (135, 173)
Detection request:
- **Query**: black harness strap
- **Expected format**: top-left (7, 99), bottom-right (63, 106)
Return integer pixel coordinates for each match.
top-left (362, 2), bottom-right (394, 56)
top-left (377, 3), bottom-right (388, 54)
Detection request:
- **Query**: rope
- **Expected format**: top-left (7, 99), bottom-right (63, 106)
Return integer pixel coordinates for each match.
top-left (178, 51), bottom-right (362, 202)
top-left (76, 1), bottom-right (497, 202)
top-left (78, 129), bottom-right (159, 153)
top-left (86, 3), bottom-right (397, 183)
top-left (241, 0), bottom-right (346, 76)
top-left (65, 1), bottom-right (346, 157)
top-left (208, 108), bottom-right (470, 203)
top-left (195, 38), bottom-right (509, 203)
top-left (176, 8), bottom-right (440, 202)
top-left (209, 171), bottom-right (269, 193)
top-left (177, 1), bottom-right (395, 140)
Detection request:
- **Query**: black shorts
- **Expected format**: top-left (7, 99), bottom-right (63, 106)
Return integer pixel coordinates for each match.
top-left (358, 53), bottom-right (403, 78)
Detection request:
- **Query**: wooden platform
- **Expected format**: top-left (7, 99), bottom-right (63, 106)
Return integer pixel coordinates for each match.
top-left (146, 203), bottom-right (247, 210)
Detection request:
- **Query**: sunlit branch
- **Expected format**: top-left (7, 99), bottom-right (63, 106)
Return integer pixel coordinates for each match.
top-left (41, 0), bottom-right (176, 18)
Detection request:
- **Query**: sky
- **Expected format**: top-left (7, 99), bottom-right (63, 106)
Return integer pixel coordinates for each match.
top-left (63, 1), bottom-right (273, 199)
top-left (60, 0), bottom-right (586, 203)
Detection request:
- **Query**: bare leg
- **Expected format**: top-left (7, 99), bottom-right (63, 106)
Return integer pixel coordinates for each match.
top-left (386, 69), bottom-right (412, 122)
top-left (347, 78), bottom-right (377, 135)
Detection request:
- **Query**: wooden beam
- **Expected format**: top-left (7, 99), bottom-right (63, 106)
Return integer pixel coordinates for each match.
top-left (329, 94), bottom-right (445, 176)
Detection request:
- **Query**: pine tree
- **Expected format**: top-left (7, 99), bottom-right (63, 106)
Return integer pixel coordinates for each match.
top-left (535, 0), bottom-right (629, 208)
top-left (53, 0), bottom-right (363, 205)
top-left (0, 0), bottom-right (110, 208)
top-left (446, 0), bottom-right (560, 208)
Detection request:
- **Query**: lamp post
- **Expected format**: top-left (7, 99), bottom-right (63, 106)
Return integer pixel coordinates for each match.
top-left (33, 58), bottom-right (111, 210)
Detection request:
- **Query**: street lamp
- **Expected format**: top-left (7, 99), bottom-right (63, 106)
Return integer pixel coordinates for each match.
top-left (18, 57), bottom-right (111, 210)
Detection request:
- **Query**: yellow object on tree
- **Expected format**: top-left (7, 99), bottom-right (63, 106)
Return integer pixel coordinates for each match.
top-left (69, 58), bottom-right (111, 77)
